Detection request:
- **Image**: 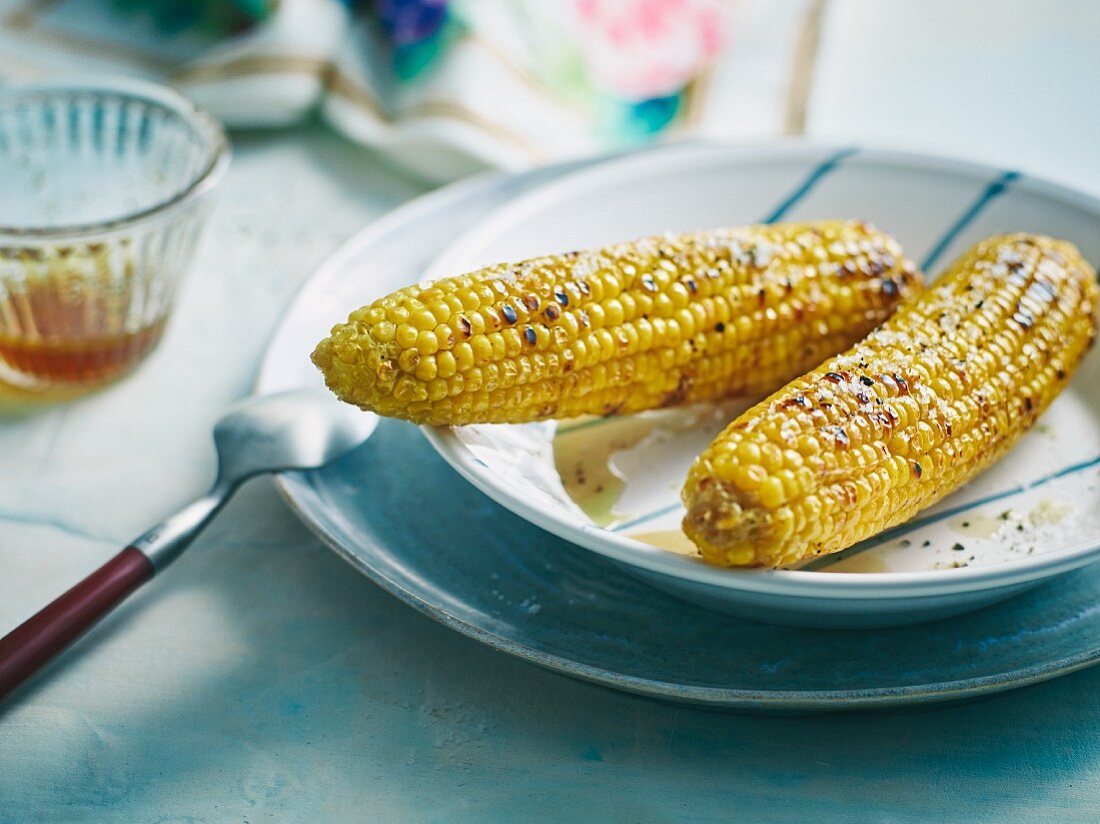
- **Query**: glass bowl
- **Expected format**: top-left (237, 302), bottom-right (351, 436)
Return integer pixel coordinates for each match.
top-left (0, 78), bottom-right (230, 389)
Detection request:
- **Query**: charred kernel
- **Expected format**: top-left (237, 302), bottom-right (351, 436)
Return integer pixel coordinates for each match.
top-left (824, 372), bottom-right (845, 383)
top-left (715, 322), bottom-right (726, 333)
top-left (778, 394), bottom-right (811, 409)
top-left (457, 315), bottom-right (473, 337)
top-left (544, 304), bottom-right (561, 321)
top-left (501, 304), bottom-right (518, 324)
top-left (524, 326), bottom-right (538, 345)
top-left (523, 294), bottom-right (540, 311)
top-left (912, 461), bottom-right (923, 478)
top-left (858, 375), bottom-right (874, 386)
top-left (893, 374), bottom-right (909, 394)
top-left (554, 289), bottom-right (569, 306)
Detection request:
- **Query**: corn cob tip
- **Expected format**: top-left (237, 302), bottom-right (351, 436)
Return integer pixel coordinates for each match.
top-left (311, 325), bottom-right (383, 413)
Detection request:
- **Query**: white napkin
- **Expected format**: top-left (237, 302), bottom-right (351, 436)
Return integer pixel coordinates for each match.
top-left (0, 0), bottom-right (815, 180)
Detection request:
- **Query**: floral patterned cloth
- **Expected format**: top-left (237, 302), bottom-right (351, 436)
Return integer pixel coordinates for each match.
top-left (0, 0), bottom-right (816, 181)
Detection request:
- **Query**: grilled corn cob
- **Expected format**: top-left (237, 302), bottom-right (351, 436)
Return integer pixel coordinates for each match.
top-left (682, 234), bottom-right (1098, 568)
top-left (313, 221), bottom-right (920, 425)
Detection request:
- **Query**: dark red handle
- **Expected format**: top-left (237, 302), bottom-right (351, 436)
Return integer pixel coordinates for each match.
top-left (0, 547), bottom-right (154, 701)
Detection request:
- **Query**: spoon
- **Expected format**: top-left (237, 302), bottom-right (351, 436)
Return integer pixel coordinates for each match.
top-left (0, 388), bottom-right (378, 702)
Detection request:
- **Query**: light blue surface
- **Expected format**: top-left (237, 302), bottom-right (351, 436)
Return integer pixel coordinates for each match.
top-left (3, 115), bottom-right (1100, 822)
top-left (4, 478), bottom-right (1100, 821)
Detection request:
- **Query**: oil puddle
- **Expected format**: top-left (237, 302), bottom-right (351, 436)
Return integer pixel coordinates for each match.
top-left (553, 416), bottom-right (660, 527)
top-left (552, 400), bottom-right (751, 530)
top-left (629, 529), bottom-right (701, 557)
top-left (1029, 498), bottom-right (1071, 527)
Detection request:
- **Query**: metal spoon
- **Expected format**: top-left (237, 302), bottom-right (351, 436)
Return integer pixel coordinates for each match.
top-left (0, 388), bottom-right (378, 701)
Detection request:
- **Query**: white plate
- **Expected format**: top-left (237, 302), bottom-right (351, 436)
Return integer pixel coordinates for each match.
top-left (420, 142), bottom-right (1100, 627)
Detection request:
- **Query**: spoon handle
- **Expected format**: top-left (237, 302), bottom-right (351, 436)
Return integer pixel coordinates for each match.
top-left (0, 490), bottom-right (229, 703)
top-left (0, 547), bottom-right (153, 701)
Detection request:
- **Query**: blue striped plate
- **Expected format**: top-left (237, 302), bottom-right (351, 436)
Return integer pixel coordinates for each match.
top-left (259, 143), bottom-right (1100, 707)
top-left (419, 143), bottom-right (1100, 627)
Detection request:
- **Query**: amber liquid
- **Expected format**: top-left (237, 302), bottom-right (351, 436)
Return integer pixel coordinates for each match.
top-left (0, 321), bottom-right (165, 383)
top-left (0, 283), bottom-right (166, 385)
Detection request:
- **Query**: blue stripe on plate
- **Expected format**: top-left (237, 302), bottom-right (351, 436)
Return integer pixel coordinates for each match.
top-left (612, 502), bottom-right (683, 533)
top-left (555, 417), bottom-right (613, 435)
top-left (920, 170), bottom-right (1022, 272)
top-left (801, 452), bottom-right (1100, 571)
top-left (760, 146), bottom-right (859, 224)
top-left (608, 450), bottom-right (1100, 561)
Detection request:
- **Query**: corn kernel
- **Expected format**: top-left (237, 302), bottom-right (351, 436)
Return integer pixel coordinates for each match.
top-left (759, 476), bottom-right (787, 508)
top-left (415, 357), bottom-right (437, 381)
top-left (411, 309), bottom-right (437, 331)
top-left (416, 330), bottom-right (439, 356)
top-left (395, 323), bottom-right (418, 348)
top-left (732, 463), bottom-right (766, 491)
top-left (397, 349), bottom-right (420, 372)
top-left (437, 351), bottom-right (457, 378)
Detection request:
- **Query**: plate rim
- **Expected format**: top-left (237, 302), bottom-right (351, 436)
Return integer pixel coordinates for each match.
top-left (417, 140), bottom-right (1100, 600)
top-left (258, 139), bottom-right (1100, 708)
top-left (275, 470), bottom-right (1100, 710)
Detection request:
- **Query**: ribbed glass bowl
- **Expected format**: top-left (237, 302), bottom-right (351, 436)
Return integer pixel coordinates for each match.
top-left (0, 79), bottom-right (229, 388)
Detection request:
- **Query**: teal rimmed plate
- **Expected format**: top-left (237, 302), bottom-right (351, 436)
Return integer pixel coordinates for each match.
top-left (257, 144), bottom-right (1100, 709)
